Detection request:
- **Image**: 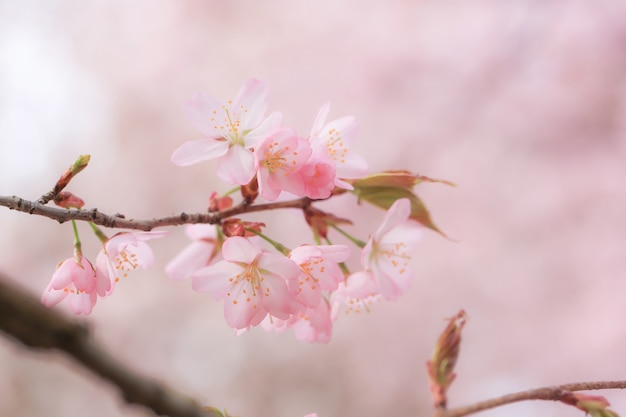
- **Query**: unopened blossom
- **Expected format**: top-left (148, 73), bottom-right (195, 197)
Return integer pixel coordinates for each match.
top-left (255, 128), bottom-right (312, 200)
top-left (96, 230), bottom-right (168, 296)
top-left (309, 103), bottom-right (368, 189)
top-left (361, 198), bottom-right (422, 300)
top-left (41, 256), bottom-right (98, 315)
top-left (166, 225), bottom-right (220, 281)
top-left (192, 236), bottom-right (302, 330)
top-left (171, 78), bottom-right (282, 185)
top-left (289, 244), bottom-right (350, 308)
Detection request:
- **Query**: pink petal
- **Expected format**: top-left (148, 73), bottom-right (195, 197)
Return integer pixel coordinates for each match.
top-left (259, 273), bottom-right (300, 319)
top-left (191, 261), bottom-right (244, 298)
top-left (41, 286), bottom-right (67, 307)
top-left (67, 291), bottom-right (97, 315)
top-left (185, 92), bottom-right (225, 136)
top-left (256, 252), bottom-right (301, 282)
top-left (216, 145), bottom-right (256, 184)
top-left (95, 251), bottom-right (114, 296)
top-left (233, 78), bottom-right (270, 129)
top-left (375, 198), bottom-right (412, 237)
top-left (166, 241), bottom-right (216, 281)
top-left (221, 237), bottom-right (260, 264)
top-left (243, 111), bottom-right (283, 147)
top-left (310, 103), bottom-right (330, 137)
top-left (223, 280), bottom-right (266, 329)
top-left (49, 259), bottom-right (77, 290)
top-left (171, 138), bottom-right (230, 166)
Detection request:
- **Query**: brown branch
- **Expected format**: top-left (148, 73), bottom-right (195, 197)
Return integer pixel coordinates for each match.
top-left (437, 381), bottom-right (626, 417)
top-left (0, 274), bottom-right (222, 417)
top-left (0, 194), bottom-right (312, 231)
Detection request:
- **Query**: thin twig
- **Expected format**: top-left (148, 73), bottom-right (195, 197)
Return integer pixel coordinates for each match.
top-left (0, 274), bottom-right (222, 417)
top-left (437, 381), bottom-right (626, 417)
top-left (0, 195), bottom-right (312, 231)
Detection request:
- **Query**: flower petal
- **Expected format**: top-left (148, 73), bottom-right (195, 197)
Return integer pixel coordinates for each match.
top-left (185, 92), bottom-right (226, 136)
top-left (171, 138), bottom-right (230, 166)
top-left (216, 145), bottom-right (256, 184)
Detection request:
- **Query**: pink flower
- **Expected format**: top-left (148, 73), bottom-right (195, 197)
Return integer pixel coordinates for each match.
top-left (361, 198), bottom-right (422, 300)
top-left (41, 256), bottom-right (98, 315)
top-left (255, 128), bottom-right (312, 200)
top-left (330, 271), bottom-right (382, 318)
top-left (296, 158), bottom-right (336, 199)
top-left (192, 237), bottom-right (302, 330)
top-left (309, 103), bottom-right (368, 189)
top-left (289, 244), bottom-right (350, 308)
top-left (171, 78), bottom-right (282, 185)
top-left (166, 225), bottom-right (220, 281)
top-left (96, 230), bottom-right (168, 296)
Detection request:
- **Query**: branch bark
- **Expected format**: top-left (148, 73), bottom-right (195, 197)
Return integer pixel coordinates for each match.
top-left (0, 274), bottom-right (222, 417)
top-left (436, 381), bottom-right (626, 417)
top-left (0, 194), bottom-right (312, 231)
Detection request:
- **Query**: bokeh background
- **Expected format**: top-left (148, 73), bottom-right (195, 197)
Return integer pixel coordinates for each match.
top-left (1, 1), bottom-right (626, 417)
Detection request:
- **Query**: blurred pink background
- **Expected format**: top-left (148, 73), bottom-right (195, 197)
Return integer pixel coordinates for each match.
top-left (1, 1), bottom-right (626, 417)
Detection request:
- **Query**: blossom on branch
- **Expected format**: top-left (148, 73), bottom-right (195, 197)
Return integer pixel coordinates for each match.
top-left (288, 244), bottom-right (350, 308)
top-left (191, 236), bottom-right (302, 330)
top-left (360, 198), bottom-right (422, 300)
top-left (171, 78), bottom-right (282, 185)
top-left (308, 103), bottom-right (368, 189)
top-left (41, 256), bottom-right (98, 315)
top-left (255, 128), bottom-right (312, 200)
top-left (96, 230), bottom-right (168, 296)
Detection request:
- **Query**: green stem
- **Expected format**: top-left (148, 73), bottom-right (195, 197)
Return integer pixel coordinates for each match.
top-left (222, 186), bottom-right (240, 197)
top-left (88, 221), bottom-right (109, 244)
top-left (330, 224), bottom-right (367, 248)
top-left (245, 228), bottom-right (291, 256)
top-left (71, 220), bottom-right (83, 260)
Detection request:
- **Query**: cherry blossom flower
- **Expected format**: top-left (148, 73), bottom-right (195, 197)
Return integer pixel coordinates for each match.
top-left (41, 256), bottom-right (98, 315)
top-left (171, 78), bottom-right (282, 185)
top-left (166, 225), bottom-right (220, 281)
top-left (289, 244), bottom-right (350, 308)
top-left (361, 198), bottom-right (422, 300)
top-left (96, 230), bottom-right (168, 296)
top-left (309, 103), bottom-right (368, 189)
top-left (331, 270), bottom-right (382, 318)
top-left (191, 237), bottom-right (302, 330)
top-left (255, 128), bottom-right (312, 200)
top-left (296, 158), bottom-right (336, 199)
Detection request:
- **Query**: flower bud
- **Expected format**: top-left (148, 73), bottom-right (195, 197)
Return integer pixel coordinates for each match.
top-left (208, 192), bottom-right (233, 212)
top-left (426, 310), bottom-right (467, 408)
top-left (54, 191), bottom-right (85, 209)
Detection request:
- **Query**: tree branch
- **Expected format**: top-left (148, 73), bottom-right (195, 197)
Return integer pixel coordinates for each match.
top-left (0, 194), bottom-right (313, 231)
top-left (437, 381), bottom-right (626, 417)
top-left (0, 274), bottom-right (222, 417)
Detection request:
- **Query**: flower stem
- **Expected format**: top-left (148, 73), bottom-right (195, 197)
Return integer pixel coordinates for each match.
top-left (71, 220), bottom-right (83, 260)
top-left (330, 224), bottom-right (366, 248)
top-left (88, 221), bottom-right (109, 244)
top-left (245, 228), bottom-right (291, 256)
top-left (222, 186), bottom-right (240, 197)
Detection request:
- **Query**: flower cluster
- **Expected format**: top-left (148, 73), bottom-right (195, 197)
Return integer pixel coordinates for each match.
top-left (171, 78), bottom-right (368, 200)
top-left (42, 78), bottom-right (442, 345)
top-left (42, 229), bottom-right (166, 314)
top-left (164, 79), bottom-right (430, 342)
